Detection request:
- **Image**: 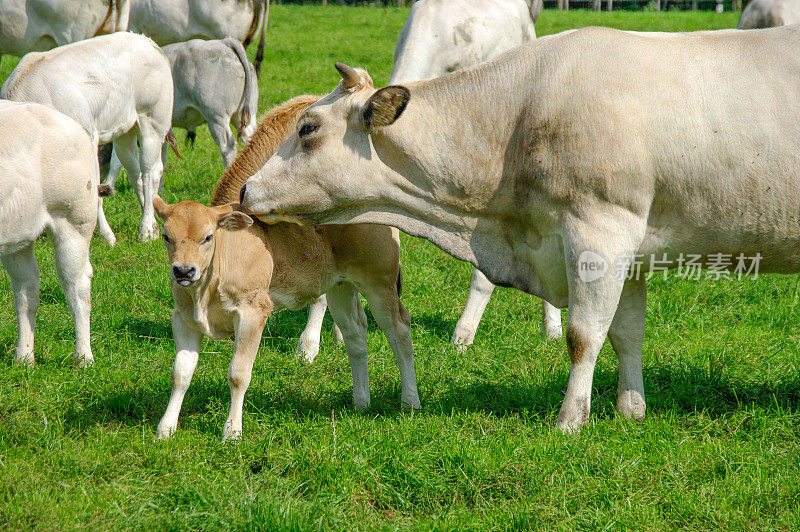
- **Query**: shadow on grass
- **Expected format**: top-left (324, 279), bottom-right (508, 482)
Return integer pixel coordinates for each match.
top-left (412, 312), bottom-right (456, 342)
top-left (58, 361), bottom-right (800, 436)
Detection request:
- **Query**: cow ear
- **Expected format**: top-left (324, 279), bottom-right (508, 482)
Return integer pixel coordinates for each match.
top-left (153, 197), bottom-right (172, 220)
top-left (218, 211), bottom-right (254, 231)
top-left (364, 86), bottom-right (410, 128)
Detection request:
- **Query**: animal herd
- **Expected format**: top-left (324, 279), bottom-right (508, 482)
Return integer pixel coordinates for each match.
top-left (2, 0), bottom-right (800, 438)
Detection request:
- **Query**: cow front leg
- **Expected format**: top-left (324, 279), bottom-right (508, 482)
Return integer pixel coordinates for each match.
top-left (297, 295), bottom-right (328, 363)
top-left (157, 313), bottom-right (202, 439)
top-left (222, 312), bottom-right (267, 441)
top-left (1, 244), bottom-right (39, 366)
top-left (325, 283), bottom-right (371, 410)
top-left (607, 278), bottom-right (646, 420)
top-left (452, 267), bottom-right (495, 349)
top-left (557, 215), bottom-right (645, 433)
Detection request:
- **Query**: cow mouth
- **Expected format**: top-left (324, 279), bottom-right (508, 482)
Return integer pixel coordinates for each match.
top-left (176, 278), bottom-right (194, 287)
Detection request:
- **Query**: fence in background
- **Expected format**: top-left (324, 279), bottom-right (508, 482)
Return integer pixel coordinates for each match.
top-left (273, 0), bottom-right (750, 11)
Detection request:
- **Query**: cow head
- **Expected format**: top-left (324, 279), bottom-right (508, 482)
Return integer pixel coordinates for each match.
top-left (154, 198), bottom-right (253, 287)
top-left (240, 63), bottom-right (411, 226)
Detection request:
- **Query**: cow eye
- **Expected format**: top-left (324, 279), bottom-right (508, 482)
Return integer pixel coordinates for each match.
top-left (299, 123), bottom-right (319, 138)
top-left (202, 234), bottom-right (213, 244)
top-left (163, 233), bottom-right (171, 244)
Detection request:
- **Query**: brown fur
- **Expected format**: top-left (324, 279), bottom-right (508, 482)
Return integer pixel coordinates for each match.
top-left (211, 94), bottom-right (321, 206)
top-left (565, 324), bottom-right (586, 365)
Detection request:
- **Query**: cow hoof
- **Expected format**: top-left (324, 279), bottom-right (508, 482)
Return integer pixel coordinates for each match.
top-left (138, 221), bottom-right (160, 242)
top-left (616, 390), bottom-right (646, 421)
top-left (13, 353), bottom-right (35, 367)
top-left (156, 424), bottom-right (176, 440)
top-left (401, 394), bottom-right (421, 411)
top-left (74, 354), bottom-right (94, 368)
top-left (296, 339), bottom-right (319, 364)
top-left (222, 430), bottom-right (242, 443)
top-left (556, 398), bottom-right (590, 434)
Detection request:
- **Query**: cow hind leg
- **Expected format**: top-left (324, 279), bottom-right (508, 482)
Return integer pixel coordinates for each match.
top-left (102, 147), bottom-right (125, 196)
top-left (607, 278), bottom-right (646, 421)
top-left (113, 132), bottom-right (144, 208)
top-left (207, 119), bottom-right (238, 168)
top-left (541, 300), bottom-right (563, 340)
top-left (325, 283), bottom-right (371, 410)
top-left (297, 295), bottom-right (328, 363)
top-left (1, 244), bottom-right (40, 366)
top-left (49, 219), bottom-right (94, 367)
top-left (360, 284), bottom-right (420, 410)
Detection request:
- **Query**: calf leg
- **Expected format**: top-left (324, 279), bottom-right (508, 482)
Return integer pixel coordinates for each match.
top-left (49, 219), bottom-right (94, 366)
top-left (541, 300), bottom-right (563, 341)
top-left (223, 312), bottom-right (267, 441)
top-left (297, 295), bottom-right (328, 363)
top-left (325, 283), bottom-right (371, 410)
top-left (1, 244), bottom-right (39, 365)
top-left (136, 124), bottom-right (166, 241)
top-left (361, 285), bottom-right (420, 410)
top-left (452, 267), bottom-right (494, 349)
top-left (157, 312), bottom-right (202, 439)
top-left (207, 118), bottom-right (238, 168)
top-left (607, 278), bottom-right (646, 420)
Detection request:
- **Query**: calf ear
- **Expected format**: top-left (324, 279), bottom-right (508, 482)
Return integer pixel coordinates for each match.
top-left (364, 86), bottom-right (410, 128)
top-left (218, 211), bottom-right (254, 231)
top-left (153, 197), bottom-right (172, 220)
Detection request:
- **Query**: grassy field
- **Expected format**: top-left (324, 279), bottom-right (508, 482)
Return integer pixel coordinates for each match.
top-left (2, 6), bottom-right (799, 530)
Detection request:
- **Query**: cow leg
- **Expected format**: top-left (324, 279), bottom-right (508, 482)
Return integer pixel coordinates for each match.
top-left (223, 312), bottom-right (267, 441)
top-left (556, 216), bottom-right (644, 433)
top-left (1, 244), bottom-right (39, 366)
top-left (325, 282), bottom-right (371, 410)
top-left (113, 132), bottom-right (144, 208)
top-left (102, 147), bottom-right (125, 195)
top-left (207, 119), bottom-right (238, 168)
top-left (452, 267), bottom-right (494, 349)
top-left (157, 312), bottom-right (202, 439)
top-left (136, 126), bottom-right (165, 242)
top-left (360, 285), bottom-right (420, 410)
top-left (159, 142), bottom-right (168, 192)
top-left (49, 219), bottom-right (94, 367)
top-left (541, 300), bottom-right (563, 340)
top-left (607, 278), bottom-right (646, 421)
top-left (95, 196), bottom-right (117, 247)
top-left (297, 295), bottom-right (328, 363)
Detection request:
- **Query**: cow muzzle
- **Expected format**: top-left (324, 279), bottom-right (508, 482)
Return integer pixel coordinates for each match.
top-left (172, 264), bottom-right (199, 286)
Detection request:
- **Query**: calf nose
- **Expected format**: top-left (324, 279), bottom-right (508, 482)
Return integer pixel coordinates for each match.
top-left (239, 184), bottom-right (247, 204)
top-left (172, 265), bottom-right (195, 279)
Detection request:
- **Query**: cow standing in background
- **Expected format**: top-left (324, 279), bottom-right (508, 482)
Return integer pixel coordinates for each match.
top-left (129, 0), bottom-right (268, 76)
top-left (0, 101), bottom-right (106, 367)
top-left (240, 26), bottom-right (800, 432)
top-left (389, 0), bottom-right (559, 349)
top-left (738, 0), bottom-right (800, 28)
top-left (2, 32), bottom-right (175, 242)
top-left (0, 0), bottom-right (129, 59)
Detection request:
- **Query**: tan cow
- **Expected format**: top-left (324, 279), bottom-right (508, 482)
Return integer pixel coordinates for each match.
top-left (154, 99), bottom-right (420, 441)
top-left (241, 26), bottom-right (800, 432)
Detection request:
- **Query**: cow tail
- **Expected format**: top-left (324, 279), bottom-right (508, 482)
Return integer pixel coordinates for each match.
top-left (254, 0), bottom-right (268, 77)
top-left (223, 38), bottom-right (257, 139)
top-left (166, 129), bottom-right (182, 159)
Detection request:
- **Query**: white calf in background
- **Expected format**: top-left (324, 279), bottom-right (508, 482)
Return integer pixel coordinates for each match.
top-left (0, 101), bottom-right (103, 366)
top-left (389, 0), bottom-right (560, 348)
top-left (1, 32), bottom-right (174, 242)
top-left (104, 37), bottom-right (259, 192)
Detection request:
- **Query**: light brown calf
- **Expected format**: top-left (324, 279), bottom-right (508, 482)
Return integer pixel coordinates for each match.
top-left (154, 199), bottom-right (419, 440)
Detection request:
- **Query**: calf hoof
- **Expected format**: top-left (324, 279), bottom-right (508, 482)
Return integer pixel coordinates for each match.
top-left (556, 398), bottom-right (590, 434)
top-left (616, 390), bottom-right (646, 421)
top-left (296, 338), bottom-right (319, 364)
top-left (543, 321), bottom-right (563, 341)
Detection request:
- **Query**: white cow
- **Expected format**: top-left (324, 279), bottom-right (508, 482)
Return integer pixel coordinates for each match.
top-left (0, 101), bottom-right (103, 366)
top-left (738, 0), bottom-right (800, 28)
top-left (0, 0), bottom-right (129, 58)
top-left (390, 0), bottom-right (559, 349)
top-left (1, 32), bottom-right (175, 242)
top-left (103, 37), bottom-right (259, 193)
top-left (130, 0), bottom-right (268, 75)
top-left (241, 26), bottom-right (800, 432)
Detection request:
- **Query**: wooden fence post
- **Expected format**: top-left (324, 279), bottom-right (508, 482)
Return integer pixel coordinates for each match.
top-left (607, 0), bottom-right (612, 11)
top-left (656, 0), bottom-right (661, 11)
top-left (593, 0), bottom-right (601, 10)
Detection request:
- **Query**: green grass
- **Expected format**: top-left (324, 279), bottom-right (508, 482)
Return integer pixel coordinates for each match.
top-left (2, 6), bottom-right (798, 529)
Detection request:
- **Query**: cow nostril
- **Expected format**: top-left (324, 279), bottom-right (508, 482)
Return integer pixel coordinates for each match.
top-left (239, 184), bottom-right (246, 204)
top-left (172, 265), bottom-right (195, 278)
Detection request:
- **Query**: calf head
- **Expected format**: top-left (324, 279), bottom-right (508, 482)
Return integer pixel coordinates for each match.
top-left (153, 198), bottom-right (253, 287)
top-left (240, 63), bottom-right (412, 226)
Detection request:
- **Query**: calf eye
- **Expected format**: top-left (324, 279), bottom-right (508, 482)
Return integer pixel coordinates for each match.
top-left (163, 233), bottom-right (171, 244)
top-left (299, 123), bottom-right (319, 138)
top-left (202, 234), bottom-right (213, 244)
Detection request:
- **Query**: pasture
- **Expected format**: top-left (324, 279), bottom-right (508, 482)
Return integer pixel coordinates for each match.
top-left (1, 6), bottom-right (798, 529)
